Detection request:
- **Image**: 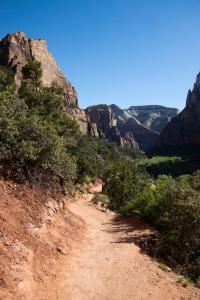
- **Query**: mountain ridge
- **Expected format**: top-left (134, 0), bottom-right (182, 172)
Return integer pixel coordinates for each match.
top-left (86, 104), bottom-right (178, 151)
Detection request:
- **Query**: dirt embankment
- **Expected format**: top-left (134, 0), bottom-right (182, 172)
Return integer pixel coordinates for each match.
top-left (0, 179), bottom-right (84, 300)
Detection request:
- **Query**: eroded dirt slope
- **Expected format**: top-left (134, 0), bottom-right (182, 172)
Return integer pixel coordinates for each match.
top-left (0, 179), bottom-right (84, 300)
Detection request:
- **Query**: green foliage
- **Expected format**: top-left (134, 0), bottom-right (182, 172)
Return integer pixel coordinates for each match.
top-left (103, 151), bottom-right (200, 281)
top-left (120, 146), bottom-right (145, 159)
top-left (21, 58), bottom-right (42, 90)
top-left (156, 176), bottom-right (200, 281)
top-left (0, 61), bottom-right (79, 187)
top-left (138, 156), bottom-right (200, 178)
top-left (79, 174), bottom-right (91, 185)
top-left (74, 135), bottom-right (122, 183)
top-left (74, 135), bottom-right (100, 182)
top-left (121, 173), bottom-right (200, 282)
top-left (123, 175), bottom-right (172, 221)
top-left (103, 161), bottom-right (148, 210)
top-left (0, 61), bottom-right (123, 190)
top-left (137, 156), bottom-right (182, 177)
top-left (92, 192), bottom-right (110, 206)
top-left (0, 66), bottom-right (15, 91)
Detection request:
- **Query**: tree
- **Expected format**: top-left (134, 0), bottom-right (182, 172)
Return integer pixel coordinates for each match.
top-left (21, 59), bottom-right (42, 91)
top-left (0, 66), bottom-right (15, 92)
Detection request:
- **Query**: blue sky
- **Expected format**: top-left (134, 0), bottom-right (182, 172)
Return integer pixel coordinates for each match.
top-left (1, 0), bottom-right (200, 109)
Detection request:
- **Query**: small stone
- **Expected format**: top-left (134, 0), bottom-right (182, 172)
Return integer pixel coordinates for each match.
top-left (57, 246), bottom-right (66, 255)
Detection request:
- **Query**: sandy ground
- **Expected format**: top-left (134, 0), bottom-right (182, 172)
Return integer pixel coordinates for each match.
top-left (57, 185), bottom-right (200, 300)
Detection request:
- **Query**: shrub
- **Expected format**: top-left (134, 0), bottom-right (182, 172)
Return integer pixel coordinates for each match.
top-left (137, 156), bottom-right (200, 178)
top-left (122, 172), bottom-right (200, 282)
top-left (123, 175), bottom-right (173, 221)
top-left (103, 161), bottom-right (148, 210)
top-left (79, 174), bottom-right (91, 185)
top-left (156, 179), bottom-right (200, 281)
top-left (0, 61), bottom-right (79, 188)
top-left (92, 192), bottom-right (110, 206)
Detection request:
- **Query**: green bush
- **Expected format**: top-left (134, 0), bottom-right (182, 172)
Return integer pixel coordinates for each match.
top-left (74, 135), bottom-right (122, 183)
top-left (79, 174), bottom-right (91, 185)
top-left (103, 161), bottom-right (148, 210)
top-left (157, 179), bottom-right (200, 281)
top-left (123, 175), bottom-right (172, 220)
top-left (0, 61), bottom-right (79, 187)
top-left (122, 173), bottom-right (200, 282)
top-left (92, 192), bottom-right (110, 206)
top-left (137, 156), bottom-right (200, 178)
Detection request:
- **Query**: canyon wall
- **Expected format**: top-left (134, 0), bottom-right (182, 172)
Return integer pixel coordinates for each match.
top-left (155, 73), bottom-right (200, 156)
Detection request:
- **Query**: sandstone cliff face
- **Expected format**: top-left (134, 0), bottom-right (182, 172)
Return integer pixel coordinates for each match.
top-left (86, 104), bottom-right (178, 152)
top-left (0, 32), bottom-right (78, 106)
top-left (0, 32), bottom-right (91, 133)
top-left (117, 117), bottom-right (159, 152)
top-left (155, 73), bottom-right (200, 156)
top-left (86, 105), bottom-right (139, 148)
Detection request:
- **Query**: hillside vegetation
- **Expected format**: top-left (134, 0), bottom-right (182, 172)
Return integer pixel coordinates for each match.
top-left (0, 61), bottom-right (122, 190)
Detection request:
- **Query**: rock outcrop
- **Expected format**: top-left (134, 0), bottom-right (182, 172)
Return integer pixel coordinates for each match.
top-left (0, 32), bottom-right (90, 133)
top-left (86, 104), bottom-right (178, 151)
top-left (155, 73), bottom-right (200, 156)
top-left (117, 117), bottom-right (159, 152)
top-left (86, 105), bottom-right (139, 148)
top-left (0, 32), bottom-right (78, 106)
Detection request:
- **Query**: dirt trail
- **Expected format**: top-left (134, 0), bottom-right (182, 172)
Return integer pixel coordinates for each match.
top-left (3, 183), bottom-right (199, 300)
top-left (55, 185), bottom-right (200, 300)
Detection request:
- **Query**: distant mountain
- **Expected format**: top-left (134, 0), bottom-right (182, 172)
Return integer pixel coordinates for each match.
top-left (86, 104), bottom-right (178, 151)
top-left (154, 73), bottom-right (200, 156)
top-left (110, 105), bottom-right (179, 133)
top-left (86, 105), bottom-right (139, 149)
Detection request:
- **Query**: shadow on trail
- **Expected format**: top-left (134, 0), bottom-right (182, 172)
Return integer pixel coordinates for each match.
top-left (104, 215), bottom-right (159, 257)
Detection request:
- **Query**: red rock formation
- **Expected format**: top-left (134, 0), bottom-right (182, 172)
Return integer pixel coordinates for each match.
top-left (86, 105), bottom-right (139, 148)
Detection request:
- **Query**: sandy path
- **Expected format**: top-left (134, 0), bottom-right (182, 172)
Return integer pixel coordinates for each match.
top-left (57, 186), bottom-right (200, 300)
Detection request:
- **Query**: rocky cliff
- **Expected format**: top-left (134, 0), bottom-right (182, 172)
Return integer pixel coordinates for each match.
top-left (0, 32), bottom-right (90, 133)
top-left (0, 32), bottom-right (78, 105)
top-left (86, 105), bottom-right (139, 148)
top-left (155, 73), bottom-right (200, 156)
top-left (86, 104), bottom-right (178, 151)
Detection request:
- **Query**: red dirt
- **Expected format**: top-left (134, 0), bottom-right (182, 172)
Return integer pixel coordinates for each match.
top-left (0, 179), bottom-right (84, 300)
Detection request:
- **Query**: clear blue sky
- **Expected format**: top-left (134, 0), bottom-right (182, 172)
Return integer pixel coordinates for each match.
top-left (1, 0), bottom-right (200, 109)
